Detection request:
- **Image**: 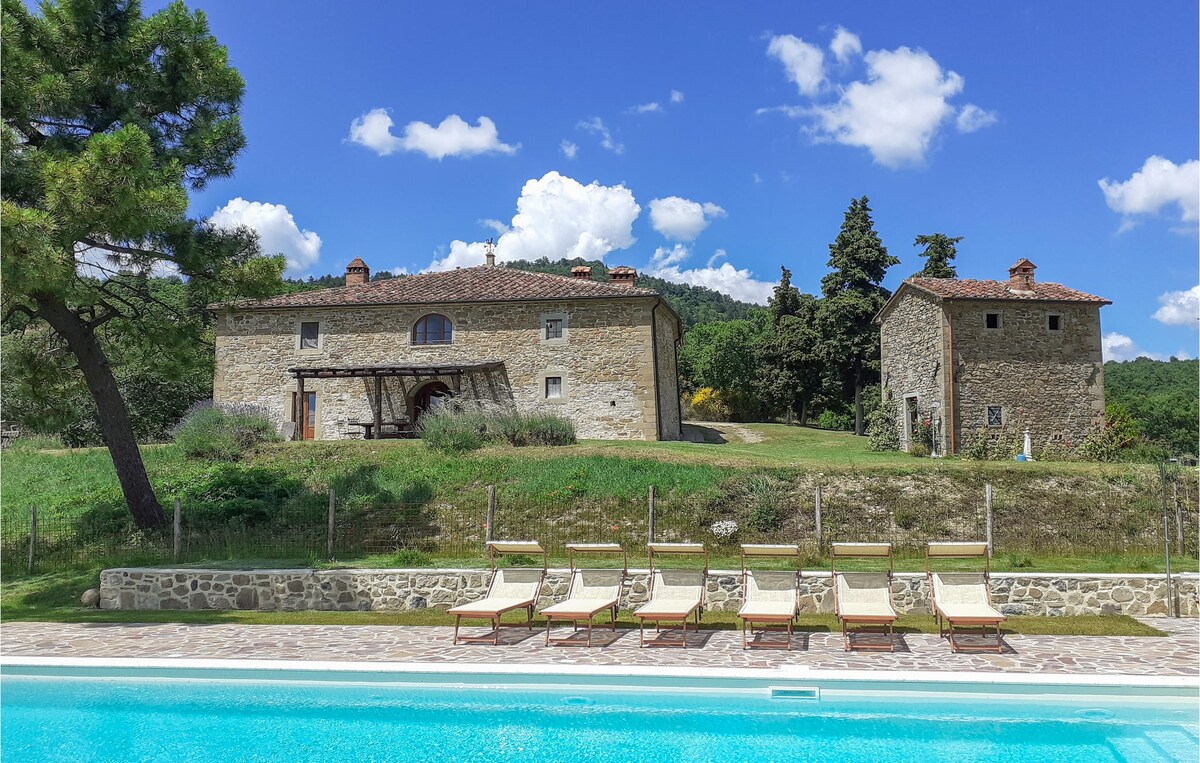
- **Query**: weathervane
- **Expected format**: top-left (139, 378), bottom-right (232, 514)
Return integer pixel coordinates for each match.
top-left (484, 238), bottom-right (495, 256)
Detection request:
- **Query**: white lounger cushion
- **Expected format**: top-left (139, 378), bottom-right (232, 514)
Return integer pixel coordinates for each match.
top-left (448, 568), bottom-right (542, 616)
top-left (635, 570), bottom-right (703, 617)
top-left (540, 569), bottom-right (622, 615)
top-left (739, 571), bottom-right (798, 618)
top-left (836, 573), bottom-right (897, 620)
top-left (932, 573), bottom-right (1004, 621)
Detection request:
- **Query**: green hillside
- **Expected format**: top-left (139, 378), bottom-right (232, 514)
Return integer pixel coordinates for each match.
top-left (1104, 357), bottom-right (1198, 456)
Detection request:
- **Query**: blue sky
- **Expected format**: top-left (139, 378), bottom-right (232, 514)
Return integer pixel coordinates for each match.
top-left (174, 1), bottom-right (1197, 361)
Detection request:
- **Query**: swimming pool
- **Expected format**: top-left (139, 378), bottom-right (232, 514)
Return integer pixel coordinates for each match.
top-left (3, 662), bottom-right (1196, 763)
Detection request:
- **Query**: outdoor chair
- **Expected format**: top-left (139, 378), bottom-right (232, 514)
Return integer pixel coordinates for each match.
top-left (831, 542), bottom-right (898, 652)
top-left (926, 542), bottom-right (1006, 653)
top-left (737, 544), bottom-right (801, 650)
top-left (448, 541), bottom-right (546, 645)
top-left (633, 543), bottom-right (708, 648)
top-left (539, 543), bottom-right (627, 647)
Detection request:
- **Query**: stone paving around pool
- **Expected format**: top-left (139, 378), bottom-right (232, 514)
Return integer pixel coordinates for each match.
top-left (2, 617), bottom-right (1196, 677)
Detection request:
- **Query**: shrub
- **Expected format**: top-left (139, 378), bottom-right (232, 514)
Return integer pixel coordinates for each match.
top-left (909, 442), bottom-right (930, 458)
top-left (814, 408), bottom-right (854, 431)
top-left (519, 412), bottom-right (576, 446)
top-left (416, 407), bottom-right (490, 453)
top-left (688, 387), bottom-right (732, 421)
top-left (745, 475), bottom-right (786, 533)
top-left (893, 506), bottom-right (921, 530)
top-left (866, 398), bottom-right (901, 451)
top-left (390, 549), bottom-right (431, 567)
top-left (710, 519), bottom-right (739, 542)
top-left (171, 402), bottom-right (280, 461)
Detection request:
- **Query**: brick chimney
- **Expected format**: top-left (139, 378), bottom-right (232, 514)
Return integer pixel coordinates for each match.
top-left (484, 238), bottom-right (496, 268)
top-left (1007, 258), bottom-right (1036, 292)
top-left (345, 257), bottom-right (370, 286)
top-left (608, 265), bottom-right (637, 289)
top-left (570, 265), bottom-right (592, 279)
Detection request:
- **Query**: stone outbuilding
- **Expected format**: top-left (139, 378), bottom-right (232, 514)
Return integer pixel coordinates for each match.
top-left (210, 257), bottom-right (683, 441)
top-left (875, 259), bottom-right (1110, 455)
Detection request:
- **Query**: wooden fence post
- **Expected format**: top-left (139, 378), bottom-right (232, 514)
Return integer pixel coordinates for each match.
top-left (27, 505), bottom-right (37, 574)
top-left (648, 485), bottom-right (656, 544)
top-left (814, 486), bottom-right (822, 553)
top-left (985, 483), bottom-right (994, 556)
top-left (327, 488), bottom-right (336, 560)
top-left (173, 498), bottom-right (181, 563)
top-left (486, 485), bottom-right (496, 544)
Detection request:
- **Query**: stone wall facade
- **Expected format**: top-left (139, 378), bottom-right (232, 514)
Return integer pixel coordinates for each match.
top-left (880, 289), bottom-right (1105, 455)
top-left (946, 300), bottom-right (1104, 452)
top-left (214, 296), bottom-right (682, 442)
top-left (879, 290), bottom-right (948, 454)
top-left (99, 568), bottom-right (1197, 618)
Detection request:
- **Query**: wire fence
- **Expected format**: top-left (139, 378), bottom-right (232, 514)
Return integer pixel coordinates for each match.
top-left (3, 469), bottom-right (1196, 574)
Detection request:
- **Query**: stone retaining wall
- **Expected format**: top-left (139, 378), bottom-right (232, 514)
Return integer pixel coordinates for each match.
top-left (99, 568), bottom-right (1198, 617)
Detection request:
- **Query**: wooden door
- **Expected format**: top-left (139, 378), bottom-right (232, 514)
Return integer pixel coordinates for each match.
top-left (294, 392), bottom-right (316, 440)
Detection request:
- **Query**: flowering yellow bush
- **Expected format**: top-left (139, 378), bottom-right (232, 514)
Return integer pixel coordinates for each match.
top-left (689, 387), bottom-right (732, 421)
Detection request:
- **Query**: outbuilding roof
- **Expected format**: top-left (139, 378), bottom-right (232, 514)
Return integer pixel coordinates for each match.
top-left (875, 277), bottom-right (1111, 324)
top-left (212, 265), bottom-right (660, 310)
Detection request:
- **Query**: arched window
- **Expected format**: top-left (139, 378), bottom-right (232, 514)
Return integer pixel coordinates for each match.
top-left (412, 314), bottom-right (453, 345)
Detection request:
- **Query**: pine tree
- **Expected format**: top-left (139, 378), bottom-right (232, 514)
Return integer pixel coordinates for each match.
top-left (769, 266), bottom-right (802, 323)
top-left (2, 0), bottom-right (281, 527)
top-left (912, 233), bottom-right (962, 278)
top-left (817, 197), bottom-right (899, 435)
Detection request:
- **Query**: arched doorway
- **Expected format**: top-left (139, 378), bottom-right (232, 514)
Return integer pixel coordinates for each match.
top-left (411, 381), bottom-right (452, 425)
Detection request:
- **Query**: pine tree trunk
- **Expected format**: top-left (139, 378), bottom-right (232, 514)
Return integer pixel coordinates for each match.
top-left (853, 360), bottom-right (865, 436)
top-left (785, 405), bottom-right (794, 426)
top-left (35, 296), bottom-right (166, 529)
top-left (798, 398), bottom-right (809, 427)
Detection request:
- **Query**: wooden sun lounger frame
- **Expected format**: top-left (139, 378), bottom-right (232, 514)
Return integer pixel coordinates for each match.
top-left (542, 543), bottom-right (628, 647)
top-left (926, 542), bottom-right (1005, 654)
top-left (450, 540), bottom-right (547, 645)
top-left (634, 543), bottom-right (708, 648)
top-left (831, 542), bottom-right (897, 652)
top-left (738, 544), bottom-right (801, 651)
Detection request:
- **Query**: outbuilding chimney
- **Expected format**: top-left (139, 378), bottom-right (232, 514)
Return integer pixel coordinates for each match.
top-left (484, 238), bottom-right (496, 268)
top-left (1007, 258), bottom-right (1036, 292)
top-left (608, 265), bottom-right (637, 289)
top-left (345, 257), bottom-right (370, 286)
top-left (570, 265), bottom-right (592, 279)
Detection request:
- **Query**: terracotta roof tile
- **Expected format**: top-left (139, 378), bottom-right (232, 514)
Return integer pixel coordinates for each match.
top-left (906, 277), bottom-right (1110, 303)
top-left (213, 265), bottom-right (658, 310)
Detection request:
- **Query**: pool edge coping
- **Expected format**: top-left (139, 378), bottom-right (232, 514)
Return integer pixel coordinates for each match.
top-left (4, 655), bottom-right (1197, 691)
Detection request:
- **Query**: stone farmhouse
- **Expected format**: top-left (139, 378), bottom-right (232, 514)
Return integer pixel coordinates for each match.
top-left (875, 259), bottom-right (1110, 455)
top-left (211, 255), bottom-right (683, 441)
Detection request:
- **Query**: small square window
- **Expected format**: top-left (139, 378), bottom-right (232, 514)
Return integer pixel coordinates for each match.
top-left (1047, 314), bottom-right (1062, 331)
top-left (300, 322), bottom-right (319, 350)
top-left (986, 406), bottom-right (1003, 427)
top-left (985, 312), bottom-right (1001, 330)
top-left (545, 318), bottom-right (563, 340)
top-left (545, 376), bottom-right (562, 399)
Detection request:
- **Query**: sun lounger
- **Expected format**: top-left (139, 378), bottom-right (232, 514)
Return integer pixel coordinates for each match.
top-left (737, 544), bottom-right (801, 650)
top-left (448, 541), bottom-right (546, 645)
top-left (633, 543), bottom-right (707, 648)
top-left (831, 542), bottom-right (898, 652)
top-left (926, 542), bottom-right (1006, 653)
top-left (539, 543), bottom-right (627, 647)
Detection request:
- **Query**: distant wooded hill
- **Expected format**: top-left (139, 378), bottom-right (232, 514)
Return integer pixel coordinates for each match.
top-left (504, 257), bottom-right (763, 327)
top-left (1104, 357), bottom-right (1199, 456)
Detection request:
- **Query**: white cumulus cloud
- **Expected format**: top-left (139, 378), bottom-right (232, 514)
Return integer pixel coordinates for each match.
top-left (956, 104), bottom-right (998, 133)
top-left (644, 245), bottom-right (776, 304)
top-left (630, 102), bottom-right (662, 114)
top-left (429, 172), bottom-right (640, 271)
top-left (648, 196), bottom-right (727, 241)
top-left (348, 109), bottom-right (517, 160)
top-left (577, 117), bottom-right (624, 154)
top-left (1102, 332), bottom-right (1168, 362)
top-left (767, 34), bottom-right (826, 96)
top-left (811, 46), bottom-right (964, 168)
top-left (1153, 285), bottom-right (1200, 328)
top-left (1098, 156), bottom-right (1200, 231)
top-left (209, 198), bottom-right (321, 277)
top-left (829, 26), bottom-right (862, 63)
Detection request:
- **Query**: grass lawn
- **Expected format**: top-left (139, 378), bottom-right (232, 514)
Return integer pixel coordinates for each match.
top-left (0, 569), bottom-right (1164, 637)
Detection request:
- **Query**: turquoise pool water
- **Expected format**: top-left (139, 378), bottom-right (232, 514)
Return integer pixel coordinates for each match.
top-left (2, 673), bottom-right (1196, 763)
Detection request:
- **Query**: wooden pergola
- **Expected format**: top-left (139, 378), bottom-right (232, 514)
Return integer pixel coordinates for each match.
top-left (286, 361), bottom-right (504, 440)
